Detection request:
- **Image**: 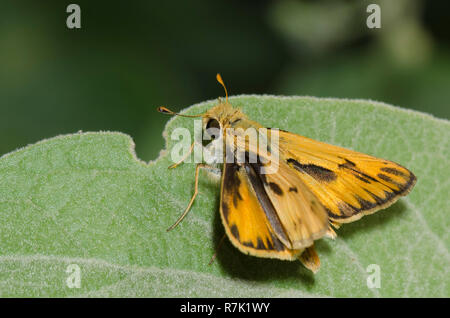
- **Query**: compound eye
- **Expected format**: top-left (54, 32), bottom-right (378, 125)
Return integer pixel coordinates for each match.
top-left (204, 118), bottom-right (221, 141)
top-left (206, 118), bottom-right (220, 131)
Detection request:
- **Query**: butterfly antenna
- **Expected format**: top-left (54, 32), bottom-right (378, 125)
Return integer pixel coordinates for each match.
top-left (157, 106), bottom-right (203, 118)
top-left (216, 73), bottom-right (228, 104)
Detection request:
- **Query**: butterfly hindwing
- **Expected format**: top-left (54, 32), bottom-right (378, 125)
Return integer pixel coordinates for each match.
top-left (277, 130), bottom-right (417, 223)
top-left (219, 163), bottom-right (303, 260)
top-left (248, 160), bottom-right (329, 250)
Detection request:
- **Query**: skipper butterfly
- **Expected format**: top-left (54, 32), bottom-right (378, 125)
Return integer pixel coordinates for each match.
top-left (158, 74), bottom-right (416, 273)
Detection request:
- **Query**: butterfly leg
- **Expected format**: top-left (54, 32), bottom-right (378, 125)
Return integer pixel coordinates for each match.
top-left (168, 142), bottom-right (195, 169)
top-left (167, 163), bottom-right (215, 231)
top-left (330, 220), bottom-right (341, 229)
top-left (208, 234), bottom-right (227, 265)
top-left (326, 224), bottom-right (337, 239)
top-left (299, 245), bottom-right (320, 273)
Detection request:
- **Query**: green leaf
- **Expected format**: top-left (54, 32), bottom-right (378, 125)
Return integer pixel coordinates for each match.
top-left (0, 96), bottom-right (448, 297)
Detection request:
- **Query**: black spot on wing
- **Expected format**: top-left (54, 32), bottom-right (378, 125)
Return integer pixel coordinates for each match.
top-left (354, 174), bottom-right (371, 184)
top-left (356, 196), bottom-right (378, 211)
top-left (383, 190), bottom-right (397, 202)
top-left (232, 194), bottom-right (238, 208)
top-left (287, 158), bottom-right (337, 182)
top-left (231, 118), bottom-right (241, 125)
top-left (268, 182), bottom-right (283, 196)
top-left (222, 202), bottom-right (229, 222)
top-left (224, 163), bottom-right (241, 190)
top-left (252, 235), bottom-right (286, 251)
top-left (241, 236), bottom-right (287, 251)
top-left (223, 162), bottom-right (244, 210)
top-left (222, 163), bottom-right (242, 222)
top-left (381, 167), bottom-right (406, 177)
top-left (357, 171), bottom-right (379, 183)
top-left (338, 160), bottom-right (379, 183)
top-left (377, 173), bottom-right (410, 191)
top-left (256, 238), bottom-right (265, 249)
top-left (233, 190), bottom-right (243, 208)
top-left (230, 224), bottom-right (240, 241)
top-left (264, 237), bottom-right (274, 250)
top-left (338, 158), bottom-right (356, 169)
top-left (288, 186), bottom-right (298, 193)
top-left (377, 173), bottom-right (394, 183)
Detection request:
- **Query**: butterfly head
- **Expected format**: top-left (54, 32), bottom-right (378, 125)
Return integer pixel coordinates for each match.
top-left (158, 74), bottom-right (247, 135)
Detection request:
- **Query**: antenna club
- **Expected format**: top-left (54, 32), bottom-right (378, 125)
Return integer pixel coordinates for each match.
top-left (157, 106), bottom-right (172, 114)
top-left (157, 106), bottom-right (203, 118)
top-left (216, 73), bottom-right (229, 103)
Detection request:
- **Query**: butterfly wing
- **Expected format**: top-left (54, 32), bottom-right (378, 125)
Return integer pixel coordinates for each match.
top-left (277, 130), bottom-right (416, 224)
top-left (220, 163), bottom-right (304, 260)
top-left (249, 160), bottom-right (329, 250)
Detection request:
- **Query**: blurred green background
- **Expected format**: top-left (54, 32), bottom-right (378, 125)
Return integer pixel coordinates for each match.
top-left (1, 0), bottom-right (449, 161)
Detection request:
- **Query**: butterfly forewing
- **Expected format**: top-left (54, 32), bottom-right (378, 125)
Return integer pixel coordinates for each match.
top-left (277, 130), bottom-right (416, 223)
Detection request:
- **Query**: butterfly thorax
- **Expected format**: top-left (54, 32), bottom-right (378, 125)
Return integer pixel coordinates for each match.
top-left (203, 102), bottom-right (277, 169)
top-left (203, 102), bottom-right (261, 130)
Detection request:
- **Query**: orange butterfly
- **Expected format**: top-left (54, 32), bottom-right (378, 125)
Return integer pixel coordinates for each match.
top-left (158, 74), bottom-right (416, 273)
